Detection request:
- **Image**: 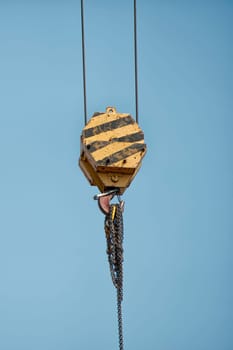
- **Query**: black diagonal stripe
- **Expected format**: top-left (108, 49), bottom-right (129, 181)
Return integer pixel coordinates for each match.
top-left (85, 141), bottom-right (109, 152)
top-left (96, 143), bottom-right (146, 166)
top-left (86, 131), bottom-right (144, 153)
top-left (113, 131), bottom-right (144, 143)
top-left (83, 115), bottom-right (133, 138)
top-left (92, 112), bottom-right (104, 117)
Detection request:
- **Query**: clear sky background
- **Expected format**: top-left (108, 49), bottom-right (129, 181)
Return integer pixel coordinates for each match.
top-left (0, 1), bottom-right (232, 350)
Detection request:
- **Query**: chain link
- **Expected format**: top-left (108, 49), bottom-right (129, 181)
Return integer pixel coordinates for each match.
top-left (104, 204), bottom-right (124, 350)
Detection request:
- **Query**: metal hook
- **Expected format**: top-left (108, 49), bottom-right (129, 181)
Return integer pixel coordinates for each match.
top-left (93, 188), bottom-right (119, 201)
top-left (94, 188), bottom-right (124, 215)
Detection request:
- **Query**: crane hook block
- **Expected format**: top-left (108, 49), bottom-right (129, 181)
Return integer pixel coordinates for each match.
top-left (79, 107), bottom-right (146, 195)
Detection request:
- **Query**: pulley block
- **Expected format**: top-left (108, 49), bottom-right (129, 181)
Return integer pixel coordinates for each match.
top-left (79, 106), bottom-right (146, 195)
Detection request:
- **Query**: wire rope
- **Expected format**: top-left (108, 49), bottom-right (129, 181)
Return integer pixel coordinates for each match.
top-left (81, 0), bottom-right (87, 124)
top-left (134, 0), bottom-right (139, 123)
top-left (80, 0), bottom-right (139, 125)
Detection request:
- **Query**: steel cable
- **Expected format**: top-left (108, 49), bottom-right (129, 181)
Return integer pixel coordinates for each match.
top-left (80, 0), bottom-right (87, 124)
top-left (80, 0), bottom-right (139, 125)
top-left (134, 0), bottom-right (139, 123)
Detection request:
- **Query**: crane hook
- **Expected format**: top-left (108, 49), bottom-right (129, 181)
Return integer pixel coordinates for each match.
top-left (94, 189), bottom-right (125, 215)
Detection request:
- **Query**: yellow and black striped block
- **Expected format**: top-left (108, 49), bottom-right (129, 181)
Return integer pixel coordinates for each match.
top-left (79, 107), bottom-right (146, 194)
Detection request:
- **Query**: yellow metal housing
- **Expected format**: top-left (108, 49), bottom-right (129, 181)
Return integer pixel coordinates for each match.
top-left (79, 107), bottom-right (146, 194)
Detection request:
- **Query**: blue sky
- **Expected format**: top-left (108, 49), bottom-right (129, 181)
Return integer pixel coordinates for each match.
top-left (0, 1), bottom-right (232, 349)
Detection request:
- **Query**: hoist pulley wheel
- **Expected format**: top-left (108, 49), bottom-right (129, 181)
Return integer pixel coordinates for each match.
top-left (79, 106), bottom-right (146, 195)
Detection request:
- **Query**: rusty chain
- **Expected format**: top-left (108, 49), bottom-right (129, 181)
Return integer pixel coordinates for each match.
top-left (104, 203), bottom-right (124, 350)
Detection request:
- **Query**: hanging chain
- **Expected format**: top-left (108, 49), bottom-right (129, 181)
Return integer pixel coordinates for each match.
top-left (105, 204), bottom-right (124, 350)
